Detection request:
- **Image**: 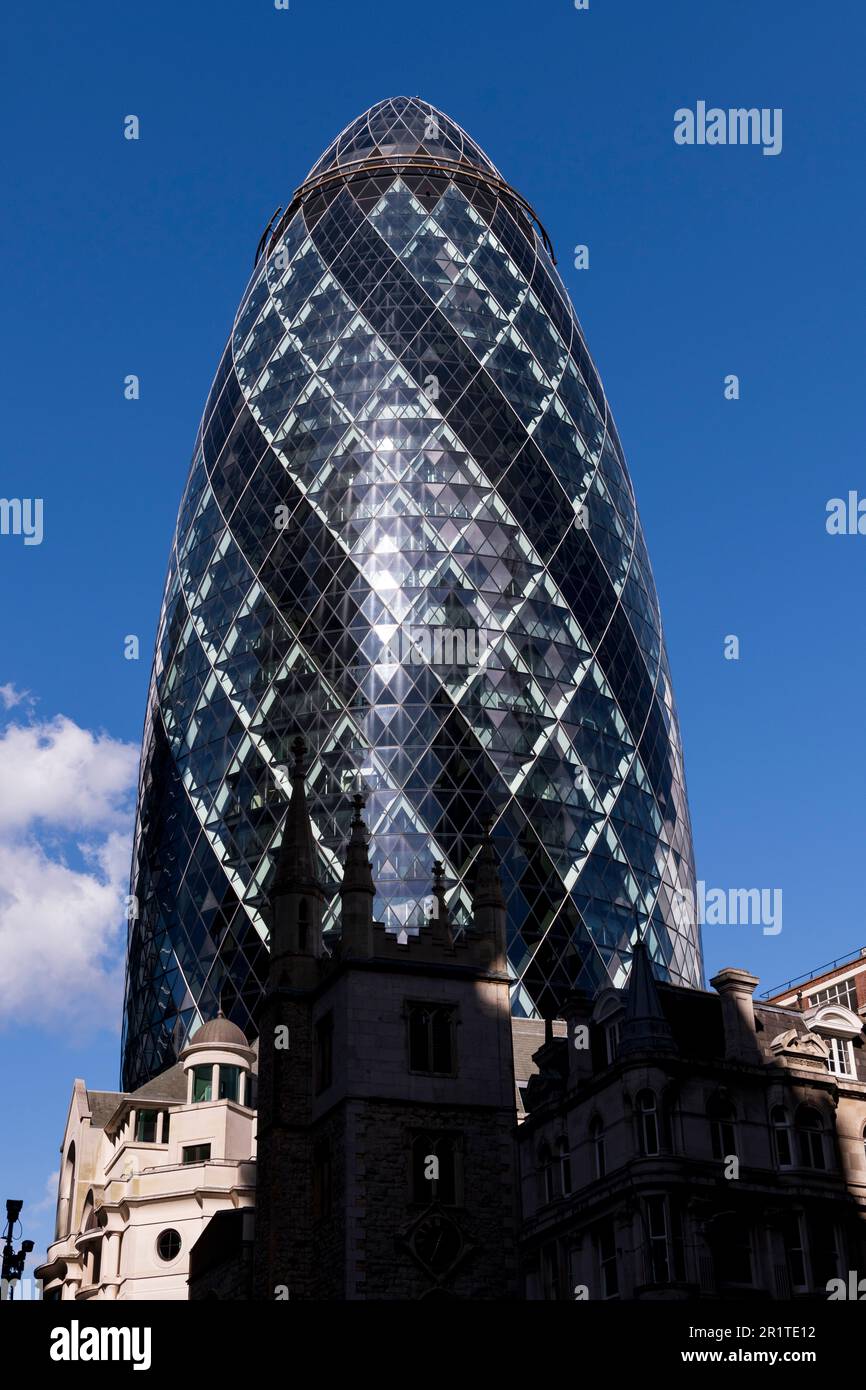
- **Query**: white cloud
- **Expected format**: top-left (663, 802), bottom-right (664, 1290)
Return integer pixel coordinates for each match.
top-left (0, 682), bottom-right (32, 710)
top-left (0, 708), bottom-right (138, 1034)
top-left (0, 715), bottom-right (137, 832)
top-left (32, 1170), bottom-right (60, 1215)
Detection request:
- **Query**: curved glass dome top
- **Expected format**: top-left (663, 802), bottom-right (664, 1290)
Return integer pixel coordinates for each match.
top-left (121, 97), bottom-right (701, 1089)
top-left (306, 96), bottom-right (502, 182)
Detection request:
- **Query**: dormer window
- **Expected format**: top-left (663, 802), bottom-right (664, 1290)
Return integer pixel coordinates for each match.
top-left (593, 993), bottom-right (624, 1068)
top-left (826, 1035), bottom-right (855, 1078)
top-left (805, 1003), bottom-right (862, 1080)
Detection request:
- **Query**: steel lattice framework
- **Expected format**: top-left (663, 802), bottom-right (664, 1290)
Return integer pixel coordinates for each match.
top-left (121, 97), bottom-right (701, 1090)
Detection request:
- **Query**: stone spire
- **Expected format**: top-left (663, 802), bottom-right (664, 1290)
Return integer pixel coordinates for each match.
top-left (618, 935), bottom-right (676, 1057)
top-left (269, 737), bottom-right (325, 973)
top-left (471, 821), bottom-right (507, 971)
top-left (340, 792), bottom-right (375, 956)
top-left (430, 860), bottom-right (454, 948)
top-left (273, 737), bottom-right (321, 896)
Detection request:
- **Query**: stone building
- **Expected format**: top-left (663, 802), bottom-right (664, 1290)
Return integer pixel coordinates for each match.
top-left (35, 743), bottom-right (531, 1302)
top-left (36, 725), bottom-right (866, 1303)
top-left (251, 738), bottom-right (519, 1300)
top-left (518, 942), bottom-right (866, 1300)
top-left (35, 1020), bottom-right (256, 1300)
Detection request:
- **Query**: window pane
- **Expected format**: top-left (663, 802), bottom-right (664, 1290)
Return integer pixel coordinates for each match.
top-left (431, 1009), bottom-right (453, 1073)
top-left (218, 1065), bottom-right (241, 1102)
top-left (409, 1007), bottom-right (431, 1071)
top-left (136, 1110), bottom-right (158, 1143)
top-left (193, 1065), bottom-right (213, 1102)
top-left (807, 1216), bottom-right (837, 1285)
top-left (182, 1143), bottom-right (211, 1164)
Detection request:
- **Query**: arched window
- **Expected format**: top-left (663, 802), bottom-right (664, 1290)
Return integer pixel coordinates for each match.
top-left (636, 1090), bottom-right (659, 1157)
top-left (590, 1116), bottom-right (606, 1179)
top-left (772, 1106), bottom-right (793, 1167)
top-left (80, 1189), bottom-right (94, 1236)
top-left (298, 899), bottom-right (309, 954)
top-left (56, 1141), bottom-right (76, 1239)
top-left (796, 1107), bottom-right (825, 1170)
top-left (707, 1094), bottom-right (737, 1160)
top-left (80, 1190), bottom-right (99, 1288)
top-left (556, 1135), bottom-right (572, 1195)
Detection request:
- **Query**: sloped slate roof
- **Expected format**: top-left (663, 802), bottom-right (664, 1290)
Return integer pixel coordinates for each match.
top-left (129, 1061), bottom-right (188, 1104)
top-left (86, 1090), bottom-right (125, 1129)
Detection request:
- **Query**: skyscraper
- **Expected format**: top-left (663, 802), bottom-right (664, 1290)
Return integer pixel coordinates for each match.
top-left (122, 97), bottom-right (701, 1089)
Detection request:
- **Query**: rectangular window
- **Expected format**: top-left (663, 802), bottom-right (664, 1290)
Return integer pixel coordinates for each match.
top-left (315, 1012), bottom-right (333, 1094)
top-left (811, 977), bottom-right (858, 1010)
top-left (781, 1214), bottom-right (807, 1289)
top-left (542, 1243), bottom-right (562, 1300)
top-left (710, 1117), bottom-right (737, 1161)
top-left (646, 1196), bottom-right (684, 1284)
top-left (218, 1064), bottom-right (241, 1102)
top-left (161, 1111), bottom-right (171, 1144)
top-left (715, 1220), bottom-right (753, 1285)
top-left (807, 1215), bottom-right (839, 1287)
top-left (192, 1065), bottom-right (213, 1102)
top-left (408, 1003), bottom-right (455, 1075)
top-left (605, 1021), bottom-right (620, 1064)
top-left (597, 1219), bottom-right (619, 1298)
top-left (182, 1143), bottom-right (212, 1164)
top-left (136, 1110), bottom-right (158, 1143)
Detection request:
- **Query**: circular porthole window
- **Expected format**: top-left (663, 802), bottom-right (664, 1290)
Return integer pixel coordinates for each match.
top-left (156, 1228), bottom-right (181, 1262)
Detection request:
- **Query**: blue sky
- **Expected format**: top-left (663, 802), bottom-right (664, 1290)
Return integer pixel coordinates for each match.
top-left (2, 0), bottom-right (864, 1266)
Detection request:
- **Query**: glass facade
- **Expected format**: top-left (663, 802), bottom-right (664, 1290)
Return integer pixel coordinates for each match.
top-left (121, 97), bottom-right (701, 1089)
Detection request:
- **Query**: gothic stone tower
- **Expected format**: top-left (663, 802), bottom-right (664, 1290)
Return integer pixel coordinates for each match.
top-left (253, 739), bottom-right (519, 1299)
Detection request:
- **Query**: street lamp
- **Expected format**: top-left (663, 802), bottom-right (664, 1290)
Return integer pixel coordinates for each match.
top-left (1, 1200), bottom-right (34, 1301)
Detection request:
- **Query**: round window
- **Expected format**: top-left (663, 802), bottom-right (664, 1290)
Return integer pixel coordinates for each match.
top-left (156, 1228), bottom-right (181, 1262)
